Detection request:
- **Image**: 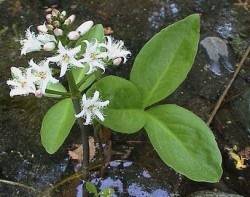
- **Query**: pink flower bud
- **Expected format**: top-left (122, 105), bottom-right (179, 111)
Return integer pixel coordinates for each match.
top-left (76, 20), bottom-right (94, 35)
top-left (46, 14), bottom-right (52, 20)
top-left (64, 14), bottom-right (75, 25)
top-left (52, 9), bottom-right (60, 17)
top-left (35, 90), bottom-right (43, 98)
top-left (67, 31), bottom-right (80, 40)
top-left (37, 22), bottom-right (48, 33)
top-left (43, 42), bottom-right (56, 51)
top-left (54, 28), bottom-right (63, 36)
top-left (112, 57), bottom-right (123, 66)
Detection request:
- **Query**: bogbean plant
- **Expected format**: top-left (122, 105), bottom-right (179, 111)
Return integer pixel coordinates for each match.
top-left (7, 8), bottom-right (222, 187)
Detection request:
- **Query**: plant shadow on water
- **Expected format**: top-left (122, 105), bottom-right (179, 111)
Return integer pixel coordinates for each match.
top-left (0, 0), bottom-right (249, 196)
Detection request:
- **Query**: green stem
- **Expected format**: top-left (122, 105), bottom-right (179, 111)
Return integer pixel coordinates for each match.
top-left (77, 74), bottom-right (96, 92)
top-left (45, 89), bottom-right (70, 96)
top-left (66, 71), bottom-right (89, 197)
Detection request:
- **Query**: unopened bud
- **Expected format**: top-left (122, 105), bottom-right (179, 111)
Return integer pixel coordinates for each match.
top-left (64, 14), bottom-right (75, 25)
top-left (37, 22), bottom-right (48, 33)
top-left (112, 57), bottom-right (123, 66)
top-left (46, 14), bottom-right (52, 23)
top-left (67, 31), bottom-right (80, 40)
top-left (43, 42), bottom-right (56, 51)
top-left (35, 90), bottom-right (43, 98)
top-left (54, 28), bottom-right (63, 36)
top-left (46, 24), bottom-right (54, 31)
top-left (53, 20), bottom-right (60, 28)
top-left (60, 11), bottom-right (67, 19)
top-left (76, 20), bottom-right (94, 35)
top-left (51, 9), bottom-right (60, 17)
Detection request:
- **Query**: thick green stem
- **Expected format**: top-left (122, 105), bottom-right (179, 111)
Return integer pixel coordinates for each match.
top-left (45, 89), bottom-right (70, 96)
top-left (66, 71), bottom-right (89, 196)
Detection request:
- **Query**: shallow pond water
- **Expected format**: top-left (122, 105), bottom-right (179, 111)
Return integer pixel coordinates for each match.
top-left (0, 0), bottom-right (249, 196)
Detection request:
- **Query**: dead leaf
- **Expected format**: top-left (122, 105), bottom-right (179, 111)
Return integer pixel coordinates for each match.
top-left (68, 137), bottom-right (96, 162)
top-left (104, 27), bottom-right (114, 35)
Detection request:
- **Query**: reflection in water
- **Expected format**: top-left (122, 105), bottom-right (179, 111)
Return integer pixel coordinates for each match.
top-left (76, 161), bottom-right (171, 197)
top-left (216, 22), bottom-right (233, 39)
top-left (148, 1), bottom-right (178, 30)
top-left (200, 37), bottom-right (234, 76)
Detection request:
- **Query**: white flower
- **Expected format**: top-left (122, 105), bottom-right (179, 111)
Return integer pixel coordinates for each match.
top-left (76, 20), bottom-right (94, 35)
top-left (80, 40), bottom-right (108, 74)
top-left (28, 59), bottom-right (59, 95)
top-left (20, 27), bottom-right (57, 55)
top-left (47, 41), bottom-right (83, 77)
top-left (75, 91), bottom-right (110, 125)
top-left (7, 67), bottom-right (36, 97)
top-left (37, 22), bottom-right (48, 33)
top-left (102, 36), bottom-right (131, 63)
top-left (20, 27), bottom-right (43, 55)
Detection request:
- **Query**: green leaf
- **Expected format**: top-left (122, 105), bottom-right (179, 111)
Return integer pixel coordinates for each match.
top-left (88, 76), bottom-right (146, 133)
top-left (145, 104), bottom-right (222, 182)
top-left (130, 14), bottom-right (200, 108)
top-left (41, 98), bottom-right (76, 154)
top-left (71, 66), bottom-right (88, 84)
top-left (86, 182), bottom-right (98, 195)
top-left (45, 82), bottom-right (67, 98)
top-left (98, 188), bottom-right (115, 197)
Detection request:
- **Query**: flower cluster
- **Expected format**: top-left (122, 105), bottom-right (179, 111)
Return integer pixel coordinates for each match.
top-left (7, 9), bottom-right (131, 125)
top-left (7, 8), bottom-right (131, 98)
top-left (7, 9), bottom-right (131, 124)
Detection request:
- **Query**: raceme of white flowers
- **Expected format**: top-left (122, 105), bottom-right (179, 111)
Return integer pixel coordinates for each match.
top-left (7, 9), bottom-right (131, 125)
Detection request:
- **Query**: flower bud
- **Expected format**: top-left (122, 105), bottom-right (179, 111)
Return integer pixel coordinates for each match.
top-left (112, 57), bottom-right (123, 66)
top-left (53, 20), bottom-right (60, 28)
top-left (67, 31), bottom-right (80, 40)
top-left (52, 9), bottom-right (60, 17)
top-left (46, 14), bottom-right (52, 24)
top-left (60, 10), bottom-right (67, 19)
top-left (37, 22), bottom-right (48, 33)
top-left (35, 90), bottom-right (43, 98)
top-left (46, 14), bottom-right (52, 20)
top-left (43, 42), bottom-right (56, 51)
top-left (64, 14), bottom-right (75, 25)
top-left (76, 20), bottom-right (94, 35)
top-left (46, 24), bottom-right (54, 31)
top-left (54, 28), bottom-right (63, 36)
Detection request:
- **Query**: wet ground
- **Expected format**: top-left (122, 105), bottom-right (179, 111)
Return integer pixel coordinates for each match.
top-left (0, 0), bottom-right (249, 196)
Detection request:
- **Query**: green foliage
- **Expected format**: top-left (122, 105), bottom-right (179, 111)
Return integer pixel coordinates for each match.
top-left (39, 13), bottom-right (222, 182)
top-left (45, 82), bottom-right (67, 98)
top-left (88, 76), bottom-right (146, 133)
top-left (86, 182), bottom-right (115, 197)
top-left (145, 104), bottom-right (222, 182)
top-left (86, 182), bottom-right (98, 195)
top-left (71, 66), bottom-right (88, 84)
top-left (130, 14), bottom-right (200, 108)
top-left (41, 98), bottom-right (76, 154)
top-left (93, 14), bottom-right (222, 182)
top-left (98, 188), bottom-right (115, 197)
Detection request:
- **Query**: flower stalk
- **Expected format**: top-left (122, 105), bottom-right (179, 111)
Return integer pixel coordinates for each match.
top-left (66, 71), bottom-right (90, 196)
